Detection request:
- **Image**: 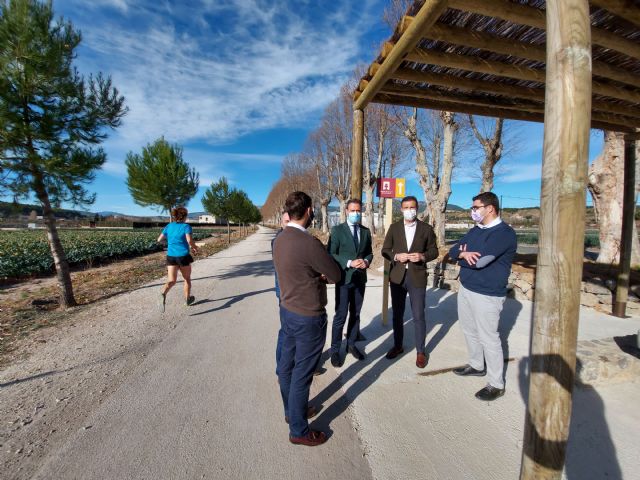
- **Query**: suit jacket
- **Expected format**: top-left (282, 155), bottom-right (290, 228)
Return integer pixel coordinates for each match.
top-left (328, 222), bottom-right (374, 286)
top-left (381, 220), bottom-right (439, 288)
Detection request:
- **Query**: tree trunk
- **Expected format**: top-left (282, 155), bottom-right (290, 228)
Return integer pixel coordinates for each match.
top-left (320, 200), bottom-right (330, 233)
top-left (227, 221), bottom-right (231, 244)
top-left (337, 196), bottom-right (347, 223)
top-left (587, 131), bottom-right (640, 265)
top-left (469, 115), bottom-right (504, 193)
top-left (34, 178), bottom-right (76, 308)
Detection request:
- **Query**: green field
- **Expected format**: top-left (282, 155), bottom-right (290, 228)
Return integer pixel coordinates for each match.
top-left (0, 228), bottom-right (217, 279)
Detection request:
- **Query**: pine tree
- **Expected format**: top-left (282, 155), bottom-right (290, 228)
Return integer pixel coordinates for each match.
top-left (0, 0), bottom-right (127, 307)
top-left (125, 137), bottom-right (199, 216)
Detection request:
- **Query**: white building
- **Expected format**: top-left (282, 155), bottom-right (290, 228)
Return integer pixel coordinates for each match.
top-left (198, 214), bottom-right (226, 224)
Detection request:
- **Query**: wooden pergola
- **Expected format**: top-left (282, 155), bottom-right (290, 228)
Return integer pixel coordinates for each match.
top-left (350, 1), bottom-right (639, 479)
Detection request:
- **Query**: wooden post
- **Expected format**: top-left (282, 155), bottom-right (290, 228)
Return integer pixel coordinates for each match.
top-left (381, 197), bottom-right (394, 326)
top-left (350, 109), bottom-right (365, 201)
top-left (520, 1), bottom-right (592, 479)
top-left (614, 134), bottom-right (638, 317)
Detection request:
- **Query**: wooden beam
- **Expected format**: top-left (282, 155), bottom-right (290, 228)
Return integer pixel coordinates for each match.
top-left (358, 79), bottom-right (369, 92)
top-left (421, 22), bottom-right (640, 89)
top-left (614, 137), bottom-right (637, 317)
top-left (391, 68), bottom-right (640, 119)
top-left (350, 109), bottom-right (365, 200)
top-left (381, 41), bottom-right (395, 60)
top-left (591, 0), bottom-right (640, 28)
top-left (405, 48), bottom-right (640, 105)
top-left (354, 0), bottom-right (450, 111)
top-left (520, 0), bottom-right (591, 478)
top-left (448, 0), bottom-right (640, 60)
top-left (368, 62), bottom-right (381, 77)
top-left (380, 84), bottom-right (640, 132)
top-left (380, 83), bottom-right (545, 113)
top-left (374, 92), bottom-right (634, 132)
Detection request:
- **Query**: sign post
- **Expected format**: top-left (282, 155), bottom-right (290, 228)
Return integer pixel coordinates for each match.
top-left (377, 178), bottom-right (405, 326)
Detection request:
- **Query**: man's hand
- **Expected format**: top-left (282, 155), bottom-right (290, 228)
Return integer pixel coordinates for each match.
top-left (351, 259), bottom-right (368, 269)
top-left (395, 253), bottom-right (409, 263)
top-left (408, 252), bottom-right (425, 263)
top-left (458, 244), bottom-right (481, 265)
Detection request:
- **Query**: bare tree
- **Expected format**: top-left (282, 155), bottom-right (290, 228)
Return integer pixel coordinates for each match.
top-left (587, 131), bottom-right (640, 265)
top-left (402, 108), bottom-right (459, 249)
top-left (304, 131), bottom-right (334, 232)
top-left (467, 116), bottom-right (503, 193)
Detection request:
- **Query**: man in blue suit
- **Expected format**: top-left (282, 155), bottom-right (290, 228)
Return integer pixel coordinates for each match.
top-left (327, 198), bottom-right (374, 366)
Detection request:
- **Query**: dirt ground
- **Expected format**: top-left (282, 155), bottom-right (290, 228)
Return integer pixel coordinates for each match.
top-left (0, 228), bottom-right (252, 366)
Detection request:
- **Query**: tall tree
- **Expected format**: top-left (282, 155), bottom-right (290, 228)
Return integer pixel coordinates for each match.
top-left (587, 131), bottom-right (640, 265)
top-left (125, 137), bottom-right (199, 216)
top-left (468, 116), bottom-right (504, 193)
top-left (202, 177), bottom-right (234, 244)
top-left (0, 0), bottom-right (126, 307)
top-left (402, 109), bottom-right (459, 249)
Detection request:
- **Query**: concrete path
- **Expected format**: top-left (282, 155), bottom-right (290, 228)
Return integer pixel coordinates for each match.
top-left (33, 228), bottom-right (372, 480)
top-left (32, 226), bottom-right (640, 480)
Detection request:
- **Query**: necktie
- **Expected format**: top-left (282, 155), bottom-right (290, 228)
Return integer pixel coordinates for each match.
top-left (352, 224), bottom-right (359, 252)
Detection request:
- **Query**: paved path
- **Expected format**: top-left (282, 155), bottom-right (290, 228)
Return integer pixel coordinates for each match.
top-left (33, 228), bottom-right (372, 480)
top-left (31, 226), bottom-right (640, 479)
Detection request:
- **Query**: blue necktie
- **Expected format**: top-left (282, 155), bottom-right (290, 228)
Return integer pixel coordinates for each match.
top-left (352, 224), bottom-right (359, 252)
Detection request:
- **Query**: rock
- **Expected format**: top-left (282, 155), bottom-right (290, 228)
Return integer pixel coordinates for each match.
top-left (519, 272), bottom-right (535, 284)
top-left (515, 279), bottom-right (531, 294)
top-left (580, 292), bottom-right (600, 307)
top-left (604, 278), bottom-right (616, 292)
top-left (514, 289), bottom-right (529, 302)
top-left (583, 280), bottom-right (612, 296)
top-left (597, 293), bottom-right (613, 305)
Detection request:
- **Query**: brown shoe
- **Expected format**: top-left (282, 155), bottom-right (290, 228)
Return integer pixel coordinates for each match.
top-left (385, 346), bottom-right (404, 360)
top-left (416, 352), bottom-right (429, 369)
top-left (285, 405), bottom-right (318, 424)
top-left (289, 429), bottom-right (327, 446)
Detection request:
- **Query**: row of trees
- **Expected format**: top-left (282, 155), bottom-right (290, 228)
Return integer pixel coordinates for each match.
top-left (261, 78), bottom-right (511, 250)
top-left (0, 0), bottom-right (260, 308)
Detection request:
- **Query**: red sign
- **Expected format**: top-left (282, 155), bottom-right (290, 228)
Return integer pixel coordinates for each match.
top-left (377, 178), bottom-right (396, 198)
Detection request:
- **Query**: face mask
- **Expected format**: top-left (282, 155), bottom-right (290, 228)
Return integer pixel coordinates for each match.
top-left (402, 208), bottom-right (417, 221)
top-left (471, 210), bottom-right (485, 223)
top-left (304, 209), bottom-right (315, 229)
top-left (347, 212), bottom-right (361, 224)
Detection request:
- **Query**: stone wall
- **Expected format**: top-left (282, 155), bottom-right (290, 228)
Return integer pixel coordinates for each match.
top-left (428, 260), bottom-right (640, 315)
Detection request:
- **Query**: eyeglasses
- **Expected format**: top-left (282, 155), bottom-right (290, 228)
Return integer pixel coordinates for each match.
top-left (470, 205), bottom-right (486, 211)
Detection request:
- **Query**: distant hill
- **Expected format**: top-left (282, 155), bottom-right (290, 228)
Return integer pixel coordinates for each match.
top-left (0, 201), bottom-right (92, 219)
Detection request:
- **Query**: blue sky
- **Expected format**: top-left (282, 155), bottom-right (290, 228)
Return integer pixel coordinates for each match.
top-left (23, 0), bottom-right (605, 214)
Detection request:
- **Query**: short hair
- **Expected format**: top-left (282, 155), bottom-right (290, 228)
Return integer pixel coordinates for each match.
top-left (285, 191), bottom-right (312, 220)
top-left (472, 191), bottom-right (500, 214)
top-left (346, 198), bottom-right (362, 209)
top-left (172, 206), bottom-right (188, 222)
top-left (400, 195), bottom-right (418, 208)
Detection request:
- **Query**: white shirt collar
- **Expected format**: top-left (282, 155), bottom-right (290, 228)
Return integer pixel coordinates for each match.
top-left (287, 223), bottom-right (307, 233)
top-left (404, 221), bottom-right (417, 228)
top-left (477, 217), bottom-right (502, 229)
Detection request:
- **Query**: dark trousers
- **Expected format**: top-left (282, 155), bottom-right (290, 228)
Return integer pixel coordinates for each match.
top-left (390, 273), bottom-right (426, 354)
top-left (331, 283), bottom-right (365, 353)
top-left (277, 306), bottom-right (327, 437)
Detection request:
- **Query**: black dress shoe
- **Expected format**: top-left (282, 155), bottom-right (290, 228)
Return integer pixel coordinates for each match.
top-left (453, 364), bottom-right (486, 376)
top-left (347, 345), bottom-right (365, 361)
top-left (330, 352), bottom-right (342, 367)
top-left (385, 346), bottom-right (404, 359)
top-left (475, 385), bottom-right (505, 401)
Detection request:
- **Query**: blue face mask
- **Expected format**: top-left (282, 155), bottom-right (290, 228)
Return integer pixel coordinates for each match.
top-left (348, 212), bottom-right (362, 224)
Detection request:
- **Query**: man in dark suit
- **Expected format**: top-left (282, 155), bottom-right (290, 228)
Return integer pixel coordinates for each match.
top-left (381, 195), bottom-right (439, 368)
top-left (273, 191), bottom-right (341, 446)
top-left (327, 198), bottom-right (374, 367)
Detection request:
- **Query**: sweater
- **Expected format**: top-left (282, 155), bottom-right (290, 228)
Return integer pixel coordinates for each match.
top-left (448, 221), bottom-right (517, 297)
top-left (273, 226), bottom-right (341, 317)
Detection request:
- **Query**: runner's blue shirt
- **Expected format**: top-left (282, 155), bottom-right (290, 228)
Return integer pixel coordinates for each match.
top-left (162, 222), bottom-right (192, 257)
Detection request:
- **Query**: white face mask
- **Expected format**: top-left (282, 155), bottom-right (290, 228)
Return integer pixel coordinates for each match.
top-left (471, 210), bottom-right (485, 223)
top-left (402, 208), bottom-right (417, 221)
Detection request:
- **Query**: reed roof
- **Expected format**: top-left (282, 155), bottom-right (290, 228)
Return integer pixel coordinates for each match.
top-left (355, 0), bottom-right (640, 133)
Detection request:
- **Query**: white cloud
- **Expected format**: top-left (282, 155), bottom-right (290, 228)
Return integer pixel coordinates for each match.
top-left (499, 163), bottom-right (542, 183)
top-left (60, 0), bottom-right (382, 148)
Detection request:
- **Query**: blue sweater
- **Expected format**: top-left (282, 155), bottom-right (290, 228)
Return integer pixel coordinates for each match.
top-left (448, 221), bottom-right (517, 297)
